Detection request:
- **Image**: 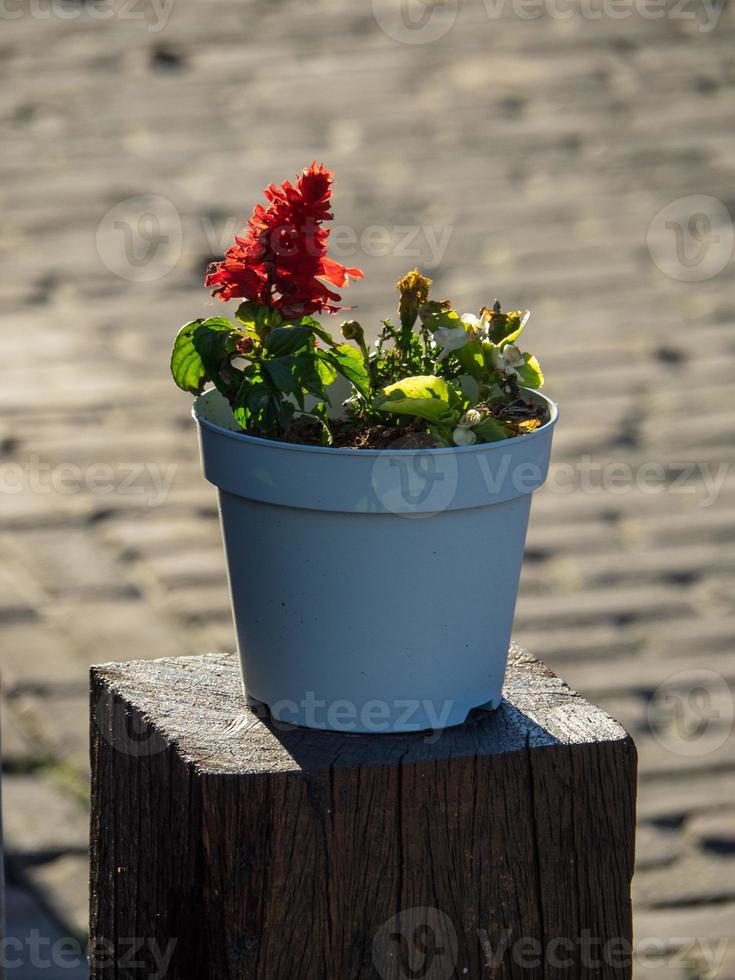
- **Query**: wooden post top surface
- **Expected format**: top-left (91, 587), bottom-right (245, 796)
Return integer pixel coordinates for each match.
top-left (91, 645), bottom-right (630, 775)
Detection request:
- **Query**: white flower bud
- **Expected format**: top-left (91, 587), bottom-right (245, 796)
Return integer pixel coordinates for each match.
top-left (459, 409), bottom-right (482, 427)
top-left (453, 426), bottom-right (477, 446)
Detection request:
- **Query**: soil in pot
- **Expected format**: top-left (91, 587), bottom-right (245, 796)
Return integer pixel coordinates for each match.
top-left (246, 395), bottom-right (550, 449)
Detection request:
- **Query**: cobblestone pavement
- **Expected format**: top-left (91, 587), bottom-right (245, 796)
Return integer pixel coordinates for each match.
top-left (1, 0), bottom-right (735, 975)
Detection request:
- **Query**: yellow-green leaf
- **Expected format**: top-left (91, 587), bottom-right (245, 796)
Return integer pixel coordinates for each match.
top-left (374, 375), bottom-right (458, 423)
top-left (516, 354), bottom-right (544, 389)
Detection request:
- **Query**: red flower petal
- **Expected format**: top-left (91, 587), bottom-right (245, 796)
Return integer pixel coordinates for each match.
top-left (319, 256), bottom-right (365, 287)
top-left (205, 164), bottom-right (364, 316)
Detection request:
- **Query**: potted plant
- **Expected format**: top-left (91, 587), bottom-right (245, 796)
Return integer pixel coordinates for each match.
top-left (171, 162), bottom-right (557, 733)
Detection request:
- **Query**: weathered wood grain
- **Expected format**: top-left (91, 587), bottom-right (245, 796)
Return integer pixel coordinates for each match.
top-left (89, 645), bottom-right (637, 979)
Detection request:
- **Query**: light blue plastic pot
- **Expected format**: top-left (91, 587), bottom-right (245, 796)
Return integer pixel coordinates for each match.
top-left (194, 388), bottom-right (557, 733)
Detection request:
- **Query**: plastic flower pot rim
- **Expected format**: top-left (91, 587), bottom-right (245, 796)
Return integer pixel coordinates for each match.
top-left (193, 386), bottom-right (558, 457)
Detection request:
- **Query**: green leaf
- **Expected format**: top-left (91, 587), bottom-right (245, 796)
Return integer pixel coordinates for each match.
top-left (170, 318), bottom-right (236, 394)
top-left (195, 318), bottom-right (242, 397)
top-left (458, 374), bottom-right (480, 405)
top-left (232, 380), bottom-right (286, 435)
top-left (297, 316), bottom-right (337, 347)
top-left (374, 375), bottom-right (459, 423)
top-left (200, 316), bottom-right (236, 330)
top-left (232, 404), bottom-right (248, 428)
top-left (262, 357), bottom-right (297, 394)
top-left (264, 325), bottom-right (314, 357)
top-left (263, 354), bottom-right (327, 403)
top-left (232, 378), bottom-right (264, 429)
top-left (300, 402), bottom-right (333, 446)
top-left (196, 317), bottom-right (238, 358)
top-left (423, 307), bottom-right (462, 332)
top-left (500, 311), bottom-right (530, 346)
top-left (515, 354), bottom-right (544, 389)
top-left (418, 300), bottom-right (453, 328)
top-left (235, 302), bottom-right (282, 337)
top-left (481, 339), bottom-right (500, 375)
top-left (327, 344), bottom-right (371, 398)
top-left (456, 340), bottom-right (485, 380)
top-left (315, 351), bottom-right (338, 387)
top-left (473, 417), bottom-right (511, 442)
top-left (171, 320), bottom-right (207, 394)
top-left (486, 310), bottom-right (529, 345)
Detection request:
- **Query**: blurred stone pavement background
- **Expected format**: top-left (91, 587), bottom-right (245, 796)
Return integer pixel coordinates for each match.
top-left (1, 0), bottom-right (735, 975)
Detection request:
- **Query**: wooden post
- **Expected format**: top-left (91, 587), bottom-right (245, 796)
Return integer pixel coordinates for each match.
top-left (0, 702), bottom-right (6, 980)
top-left (89, 646), bottom-right (637, 979)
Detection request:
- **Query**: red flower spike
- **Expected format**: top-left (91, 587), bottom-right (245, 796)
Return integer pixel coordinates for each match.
top-left (205, 162), bottom-right (364, 317)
